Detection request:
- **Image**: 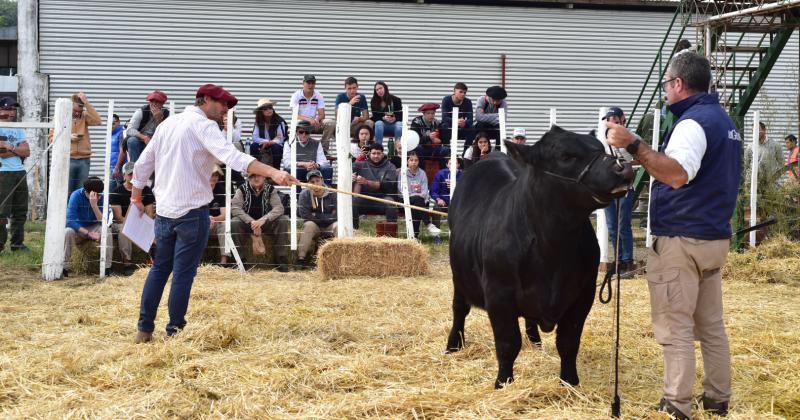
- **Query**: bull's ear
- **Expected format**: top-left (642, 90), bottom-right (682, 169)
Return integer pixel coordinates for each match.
top-left (505, 140), bottom-right (530, 165)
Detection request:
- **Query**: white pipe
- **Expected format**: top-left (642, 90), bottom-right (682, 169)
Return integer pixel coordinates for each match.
top-left (450, 108), bottom-right (458, 200)
top-left (42, 99), bottom-right (73, 280)
top-left (401, 128), bottom-right (413, 239)
top-left (335, 103), bottom-right (353, 238)
top-left (646, 109), bottom-right (661, 248)
top-left (704, 0), bottom-right (800, 24)
top-left (549, 108), bottom-right (557, 128)
top-left (169, 100), bottom-right (175, 116)
top-left (225, 108), bottom-right (245, 272)
top-left (499, 108), bottom-right (508, 154)
top-left (750, 111), bottom-right (760, 247)
top-left (0, 121), bottom-right (52, 129)
top-left (595, 107), bottom-right (609, 264)
top-left (99, 100), bottom-right (114, 277)
top-left (289, 106), bottom-right (299, 251)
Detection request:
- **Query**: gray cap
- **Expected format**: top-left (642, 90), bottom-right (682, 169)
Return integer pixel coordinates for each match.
top-left (306, 169), bottom-right (323, 181)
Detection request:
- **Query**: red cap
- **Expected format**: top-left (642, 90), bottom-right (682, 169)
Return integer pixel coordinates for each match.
top-left (146, 90), bottom-right (168, 103)
top-left (195, 84), bottom-right (238, 108)
top-left (418, 102), bottom-right (440, 112)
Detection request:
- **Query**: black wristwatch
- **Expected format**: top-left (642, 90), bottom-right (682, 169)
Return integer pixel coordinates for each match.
top-left (625, 138), bottom-right (642, 155)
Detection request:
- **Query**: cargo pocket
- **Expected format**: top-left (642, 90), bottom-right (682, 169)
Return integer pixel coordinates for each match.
top-left (647, 268), bottom-right (681, 314)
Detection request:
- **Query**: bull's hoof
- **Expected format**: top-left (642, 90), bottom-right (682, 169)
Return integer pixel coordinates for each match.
top-left (445, 332), bottom-right (464, 353)
top-left (495, 376), bottom-right (514, 389)
top-left (560, 373), bottom-right (579, 386)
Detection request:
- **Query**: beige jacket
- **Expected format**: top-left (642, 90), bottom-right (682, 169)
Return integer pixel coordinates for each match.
top-left (48, 100), bottom-right (102, 159)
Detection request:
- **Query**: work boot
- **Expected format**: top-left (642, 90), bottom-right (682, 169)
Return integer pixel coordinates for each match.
top-left (700, 394), bottom-right (729, 417)
top-left (656, 398), bottom-right (689, 420)
top-left (276, 257), bottom-right (289, 273)
top-left (134, 330), bottom-right (153, 344)
top-left (10, 244), bottom-right (31, 252)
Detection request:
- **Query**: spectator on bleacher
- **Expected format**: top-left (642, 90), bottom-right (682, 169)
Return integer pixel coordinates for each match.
top-left (290, 74), bottom-right (335, 154)
top-left (230, 172), bottom-right (290, 272)
top-left (109, 114), bottom-right (126, 191)
top-left (351, 123), bottom-right (374, 162)
top-left (511, 128), bottom-right (527, 144)
top-left (65, 92), bottom-right (102, 197)
top-left (207, 165), bottom-right (231, 265)
top-left (250, 98), bottom-right (286, 169)
top-left (404, 151), bottom-right (441, 238)
top-left (110, 162), bottom-right (155, 274)
top-left (336, 76), bottom-right (373, 135)
top-left (475, 85), bottom-right (508, 148)
top-left (431, 156), bottom-right (464, 211)
top-left (297, 169), bottom-right (337, 269)
top-left (352, 143), bottom-right (398, 229)
top-left (441, 82), bottom-right (475, 150)
top-left (125, 90), bottom-right (169, 163)
top-left (785, 134), bottom-right (799, 178)
top-left (63, 176), bottom-right (114, 276)
top-left (220, 112), bottom-right (247, 187)
top-left (370, 81), bottom-right (403, 145)
top-left (281, 120), bottom-right (333, 184)
top-left (752, 121), bottom-right (783, 184)
top-left (411, 102), bottom-right (449, 168)
top-left (464, 131), bottom-right (492, 167)
top-left (0, 97), bottom-right (31, 253)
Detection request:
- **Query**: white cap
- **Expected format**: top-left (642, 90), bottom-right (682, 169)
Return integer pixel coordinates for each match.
top-left (512, 128), bottom-right (527, 138)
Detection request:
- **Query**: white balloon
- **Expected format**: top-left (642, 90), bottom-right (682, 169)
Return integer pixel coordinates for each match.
top-left (401, 130), bottom-right (420, 150)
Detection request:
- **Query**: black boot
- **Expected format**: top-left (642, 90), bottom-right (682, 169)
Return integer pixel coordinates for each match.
top-left (656, 398), bottom-right (689, 420)
top-left (700, 394), bottom-right (729, 417)
top-left (276, 257), bottom-right (289, 273)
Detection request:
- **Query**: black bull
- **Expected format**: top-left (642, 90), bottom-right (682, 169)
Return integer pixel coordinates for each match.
top-left (447, 126), bottom-right (634, 388)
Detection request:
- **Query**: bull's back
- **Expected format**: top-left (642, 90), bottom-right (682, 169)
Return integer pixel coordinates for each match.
top-left (449, 155), bottom-right (518, 231)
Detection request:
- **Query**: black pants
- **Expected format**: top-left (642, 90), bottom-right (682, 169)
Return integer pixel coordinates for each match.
top-left (409, 195), bottom-right (431, 237)
top-left (353, 195), bottom-right (398, 228)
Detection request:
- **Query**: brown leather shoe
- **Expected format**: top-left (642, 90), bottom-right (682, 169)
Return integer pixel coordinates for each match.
top-left (701, 394), bottom-right (729, 416)
top-left (134, 331), bottom-right (153, 344)
top-left (656, 398), bottom-right (689, 420)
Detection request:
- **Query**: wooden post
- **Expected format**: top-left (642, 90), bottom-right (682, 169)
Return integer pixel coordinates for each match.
top-left (646, 109), bottom-right (661, 248)
top-left (225, 108), bottom-right (245, 272)
top-left (499, 108), bottom-right (508, 154)
top-left (335, 103), bottom-right (353, 238)
top-left (750, 111), bottom-right (760, 247)
top-left (42, 99), bottom-right (73, 280)
top-left (450, 108), bottom-right (458, 200)
top-left (595, 107), bottom-right (609, 265)
top-left (99, 100), bottom-right (114, 277)
top-left (289, 106), bottom-right (299, 250)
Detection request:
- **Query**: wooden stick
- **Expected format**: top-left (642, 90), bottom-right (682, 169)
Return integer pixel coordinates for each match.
top-left (294, 181), bottom-right (449, 217)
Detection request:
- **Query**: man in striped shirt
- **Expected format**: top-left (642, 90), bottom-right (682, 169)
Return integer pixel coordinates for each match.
top-left (131, 84), bottom-right (296, 344)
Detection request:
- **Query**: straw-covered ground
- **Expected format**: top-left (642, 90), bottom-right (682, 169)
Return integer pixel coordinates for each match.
top-left (1, 242), bottom-right (798, 419)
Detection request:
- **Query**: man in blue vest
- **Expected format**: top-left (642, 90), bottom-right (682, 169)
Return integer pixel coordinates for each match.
top-left (607, 51), bottom-right (740, 419)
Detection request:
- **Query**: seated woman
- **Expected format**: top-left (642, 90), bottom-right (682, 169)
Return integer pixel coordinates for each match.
top-left (250, 98), bottom-right (286, 169)
top-left (463, 131), bottom-right (492, 168)
top-left (370, 81), bottom-right (403, 146)
top-left (351, 123), bottom-right (374, 162)
top-left (403, 151), bottom-right (441, 238)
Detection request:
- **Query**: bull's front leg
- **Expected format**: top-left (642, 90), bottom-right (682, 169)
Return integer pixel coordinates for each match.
top-left (445, 289), bottom-right (471, 353)
top-left (487, 301), bottom-right (522, 389)
top-left (554, 286), bottom-right (594, 386)
top-left (524, 318), bottom-right (542, 346)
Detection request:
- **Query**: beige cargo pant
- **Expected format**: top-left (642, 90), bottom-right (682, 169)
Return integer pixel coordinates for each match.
top-left (298, 221), bottom-right (337, 260)
top-left (647, 236), bottom-right (732, 416)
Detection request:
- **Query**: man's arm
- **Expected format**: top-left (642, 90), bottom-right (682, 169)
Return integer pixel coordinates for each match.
top-left (111, 205), bottom-right (125, 223)
top-left (315, 143), bottom-right (329, 168)
top-left (3, 140), bottom-right (30, 158)
top-left (126, 108), bottom-right (144, 138)
top-left (440, 96), bottom-right (453, 125)
top-left (82, 95), bottom-right (102, 126)
top-left (606, 121), bottom-right (689, 189)
top-left (230, 188), bottom-right (253, 224)
top-left (263, 190), bottom-right (284, 222)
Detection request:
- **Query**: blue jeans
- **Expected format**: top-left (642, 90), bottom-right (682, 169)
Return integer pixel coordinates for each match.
top-left (126, 136), bottom-right (146, 162)
top-left (604, 191), bottom-right (634, 262)
top-left (374, 120), bottom-right (403, 146)
top-left (138, 207), bottom-right (210, 335)
top-left (68, 158), bottom-right (90, 198)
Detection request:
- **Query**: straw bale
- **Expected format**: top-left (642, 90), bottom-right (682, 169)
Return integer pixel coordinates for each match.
top-left (723, 235), bottom-right (800, 286)
top-left (317, 237), bottom-right (429, 280)
top-left (0, 249), bottom-right (798, 418)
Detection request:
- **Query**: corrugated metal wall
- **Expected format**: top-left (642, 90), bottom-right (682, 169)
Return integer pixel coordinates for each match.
top-left (38, 0), bottom-right (798, 175)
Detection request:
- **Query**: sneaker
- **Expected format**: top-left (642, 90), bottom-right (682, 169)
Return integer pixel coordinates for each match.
top-left (656, 398), bottom-right (689, 420)
top-left (700, 394), bottom-right (729, 417)
top-left (427, 223), bottom-right (442, 235)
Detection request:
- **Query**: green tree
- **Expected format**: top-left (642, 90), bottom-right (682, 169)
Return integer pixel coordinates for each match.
top-left (0, 0), bottom-right (16, 28)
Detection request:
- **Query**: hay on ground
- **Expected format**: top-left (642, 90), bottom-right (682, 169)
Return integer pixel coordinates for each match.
top-left (723, 235), bottom-right (800, 285)
top-left (317, 237), bottom-right (429, 280)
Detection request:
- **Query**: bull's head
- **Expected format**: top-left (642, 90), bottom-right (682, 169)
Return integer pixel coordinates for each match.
top-left (506, 125), bottom-right (633, 209)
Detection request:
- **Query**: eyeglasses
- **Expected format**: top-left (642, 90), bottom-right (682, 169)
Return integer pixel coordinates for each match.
top-left (661, 78), bottom-right (678, 89)
top-left (297, 130), bottom-right (309, 135)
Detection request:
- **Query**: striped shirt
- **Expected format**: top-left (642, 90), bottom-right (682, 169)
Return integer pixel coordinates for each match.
top-left (132, 106), bottom-right (255, 219)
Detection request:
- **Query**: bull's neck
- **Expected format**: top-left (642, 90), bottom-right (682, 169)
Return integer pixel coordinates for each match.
top-left (514, 167), bottom-right (593, 240)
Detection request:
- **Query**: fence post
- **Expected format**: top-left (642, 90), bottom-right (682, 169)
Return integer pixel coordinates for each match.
top-left (289, 106), bottom-right (299, 250)
top-left (646, 109), bottom-right (661, 248)
top-left (41, 98), bottom-right (73, 280)
top-left (336, 103), bottom-right (353, 238)
top-left (401, 129), bottom-right (414, 239)
top-left (549, 108), bottom-right (557, 128)
top-left (750, 111), bottom-right (760, 247)
top-left (595, 107), bottom-right (609, 264)
top-left (499, 108), bottom-right (508, 154)
top-left (225, 108), bottom-right (245, 272)
top-left (169, 100), bottom-right (175, 116)
top-left (99, 100), bottom-right (114, 277)
top-left (450, 108), bottom-right (458, 201)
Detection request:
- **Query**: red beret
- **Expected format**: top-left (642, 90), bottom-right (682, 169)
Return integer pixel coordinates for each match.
top-left (418, 103), bottom-right (440, 112)
top-left (146, 90), bottom-right (168, 103)
top-left (195, 84), bottom-right (238, 108)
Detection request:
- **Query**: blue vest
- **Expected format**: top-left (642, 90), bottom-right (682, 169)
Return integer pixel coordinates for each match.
top-left (650, 92), bottom-right (742, 240)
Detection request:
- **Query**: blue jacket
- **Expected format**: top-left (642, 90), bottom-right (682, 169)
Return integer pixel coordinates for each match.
top-left (109, 125), bottom-right (126, 172)
top-left (431, 168), bottom-right (463, 205)
top-left (650, 92), bottom-right (742, 240)
top-left (66, 188), bottom-right (104, 231)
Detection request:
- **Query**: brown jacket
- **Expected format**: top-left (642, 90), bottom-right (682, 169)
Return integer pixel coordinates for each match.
top-left (48, 100), bottom-right (102, 159)
top-left (230, 184), bottom-right (284, 224)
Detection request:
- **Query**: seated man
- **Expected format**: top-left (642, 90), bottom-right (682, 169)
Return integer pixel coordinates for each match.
top-left (64, 176), bottom-right (114, 276)
top-left (297, 169), bottom-right (337, 269)
top-left (352, 143), bottom-right (398, 230)
top-left (207, 166), bottom-right (231, 265)
top-left (125, 90), bottom-right (169, 163)
top-left (110, 162), bottom-right (155, 274)
top-left (511, 128), bottom-right (527, 144)
top-left (230, 172), bottom-right (290, 272)
top-left (290, 74), bottom-right (336, 154)
top-left (335, 76), bottom-right (374, 134)
top-left (440, 82), bottom-right (475, 148)
top-left (281, 120), bottom-right (333, 184)
top-left (411, 103), bottom-right (450, 168)
top-left (475, 85), bottom-right (508, 149)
